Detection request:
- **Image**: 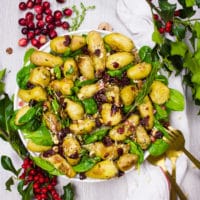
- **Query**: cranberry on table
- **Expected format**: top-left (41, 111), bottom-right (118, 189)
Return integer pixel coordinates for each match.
top-left (31, 38), bottom-right (40, 48)
top-left (34, 5), bottom-right (43, 14)
top-left (26, 0), bottom-right (35, 9)
top-left (56, 0), bottom-right (66, 3)
top-left (63, 8), bottom-right (73, 17)
top-left (18, 18), bottom-right (27, 26)
top-left (27, 31), bottom-right (35, 40)
top-left (34, 0), bottom-right (42, 5)
top-left (36, 13), bottom-right (43, 20)
top-left (37, 20), bottom-right (45, 28)
top-left (62, 21), bottom-right (70, 30)
top-left (54, 10), bottom-right (63, 20)
top-left (54, 19), bottom-right (62, 27)
top-left (21, 27), bottom-right (29, 34)
top-left (18, 38), bottom-right (28, 47)
top-left (45, 14), bottom-right (54, 23)
top-left (49, 29), bottom-right (57, 39)
top-left (44, 8), bottom-right (52, 15)
top-left (42, 1), bottom-right (50, 9)
top-left (25, 12), bottom-right (34, 21)
top-left (19, 2), bottom-right (27, 10)
top-left (159, 27), bottom-right (165, 34)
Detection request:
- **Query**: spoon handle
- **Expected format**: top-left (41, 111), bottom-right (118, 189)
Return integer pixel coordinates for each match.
top-left (165, 171), bottom-right (187, 200)
top-left (183, 148), bottom-right (200, 169)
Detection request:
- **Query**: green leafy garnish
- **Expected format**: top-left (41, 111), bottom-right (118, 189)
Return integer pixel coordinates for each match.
top-left (61, 183), bottom-right (75, 200)
top-left (23, 48), bottom-right (35, 66)
top-left (148, 139), bottom-right (169, 156)
top-left (82, 97), bottom-right (98, 115)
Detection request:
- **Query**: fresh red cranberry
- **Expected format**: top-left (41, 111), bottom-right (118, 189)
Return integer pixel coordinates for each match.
top-left (37, 20), bottom-right (45, 28)
top-left (49, 29), bottom-right (57, 39)
top-left (19, 2), bottom-right (27, 10)
top-left (54, 19), bottom-right (62, 27)
top-left (35, 28), bottom-right (41, 35)
top-left (34, 0), bottom-right (42, 5)
top-left (42, 1), bottom-right (50, 9)
top-left (174, 10), bottom-right (181, 17)
top-left (56, 0), bottom-right (66, 3)
top-left (41, 28), bottom-right (48, 35)
top-left (18, 18), bottom-right (27, 26)
top-left (25, 12), bottom-right (34, 22)
top-left (26, 0), bottom-right (35, 9)
top-left (44, 8), bottom-right (52, 15)
top-left (165, 21), bottom-right (172, 32)
top-left (54, 10), bottom-right (63, 20)
top-left (36, 13), bottom-right (43, 20)
top-left (62, 21), bottom-right (70, 30)
top-left (45, 15), bottom-right (54, 23)
top-left (18, 38), bottom-right (28, 47)
top-left (27, 31), bottom-right (35, 40)
top-left (63, 8), bottom-right (73, 17)
top-left (38, 35), bottom-right (47, 45)
top-left (31, 38), bottom-right (40, 48)
top-left (27, 21), bottom-right (35, 29)
top-left (46, 23), bottom-right (54, 30)
top-left (159, 27), bottom-right (165, 34)
top-left (21, 27), bottom-right (29, 34)
top-left (34, 5), bottom-right (43, 14)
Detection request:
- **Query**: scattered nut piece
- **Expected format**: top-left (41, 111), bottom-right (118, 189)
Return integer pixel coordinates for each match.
top-left (98, 22), bottom-right (113, 31)
top-left (6, 47), bottom-right (13, 54)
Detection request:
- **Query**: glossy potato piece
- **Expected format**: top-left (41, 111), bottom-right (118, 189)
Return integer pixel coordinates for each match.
top-left (29, 67), bottom-right (50, 87)
top-left (127, 62), bottom-right (151, 80)
top-left (77, 83), bottom-right (101, 100)
top-left (120, 85), bottom-right (137, 106)
top-left (87, 31), bottom-right (106, 75)
top-left (138, 96), bottom-right (154, 130)
top-left (50, 36), bottom-right (70, 54)
top-left (15, 105), bottom-right (30, 125)
top-left (150, 81), bottom-right (170, 105)
top-left (109, 124), bottom-right (132, 141)
top-left (30, 50), bottom-right (63, 67)
top-left (43, 111), bottom-right (62, 133)
top-left (85, 160), bottom-right (118, 179)
top-left (49, 78), bottom-right (74, 95)
top-left (126, 114), bottom-right (140, 127)
top-left (77, 55), bottom-right (95, 80)
top-left (65, 98), bottom-right (84, 120)
top-left (69, 118), bottom-right (96, 134)
top-left (63, 58), bottom-right (78, 81)
top-left (136, 125), bottom-right (151, 150)
top-left (18, 86), bottom-right (47, 102)
top-left (62, 135), bottom-right (81, 165)
top-left (43, 154), bottom-right (76, 178)
top-left (117, 153), bottom-right (138, 171)
top-left (106, 52), bottom-right (134, 70)
top-left (84, 142), bottom-right (118, 160)
top-left (104, 32), bottom-right (135, 52)
top-left (70, 35), bottom-right (87, 51)
top-left (101, 103), bottom-right (122, 126)
top-left (105, 85), bottom-right (120, 106)
top-left (27, 140), bottom-right (52, 152)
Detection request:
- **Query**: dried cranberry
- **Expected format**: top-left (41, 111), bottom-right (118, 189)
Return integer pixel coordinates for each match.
top-left (111, 104), bottom-right (119, 116)
top-left (117, 148), bottom-right (124, 156)
top-left (112, 62), bottom-right (119, 68)
top-left (118, 171), bottom-right (125, 177)
top-left (79, 172), bottom-right (86, 180)
top-left (102, 136), bottom-right (113, 146)
top-left (94, 49), bottom-right (101, 56)
top-left (63, 35), bottom-right (71, 46)
top-left (69, 152), bottom-right (79, 159)
top-left (26, 82), bottom-right (35, 89)
top-left (117, 126), bottom-right (125, 134)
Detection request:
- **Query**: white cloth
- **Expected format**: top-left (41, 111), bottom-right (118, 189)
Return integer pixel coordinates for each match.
top-left (116, 0), bottom-right (190, 199)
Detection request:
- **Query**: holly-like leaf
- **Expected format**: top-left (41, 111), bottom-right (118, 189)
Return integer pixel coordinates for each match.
top-left (5, 176), bottom-right (14, 191)
top-left (158, 0), bottom-right (176, 22)
top-left (186, 0), bottom-right (195, 7)
top-left (193, 21), bottom-right (200, 38)
top-left (1, 155), bottom-right (18, 176)
top-left (172, 23), bottom-right (186, 40)
top-left (61, 183), bottom-right (75, 200)
top-left (170, 41), bottom-right (188, 57)
top-left (179, 7), bottom-right (196, 18)
top-left (152, 26), bottom-right (163, 45)
top-left (196, 0), bottom-right (200, 7)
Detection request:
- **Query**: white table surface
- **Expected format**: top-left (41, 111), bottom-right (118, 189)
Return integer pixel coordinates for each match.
top-left (0, 0), bottom-right (200, 199)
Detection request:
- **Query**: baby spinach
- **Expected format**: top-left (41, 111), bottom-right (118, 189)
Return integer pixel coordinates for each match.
top-left (107, 63), bottom-right (133, 77)
top-left (54, 65), bottom-right (61, 80)
top-left (23, 125), bottom-right (53, 146)
top-left (139, 46), bottom-right (152, 63)
top-left (125, 139), bottom-right (144, 164)
top-left (154, 104), bottom-right (169, 120)
top-left (23, 48), bottom-right (35, 66)
top-left (82, 97), bottom-right (98, 115)
top-left (165, 88), bottom-right (184, 111)
top-left (148, 139), bottom-right (169, 156)
top-left (84, 128), bottom-right (110, 144)
top-left (18, 107), bottom-right (37, 124)
top-left (31, 157), bottom-right (63, 176)
top-left (74, 78), bottom-right (97, 88)
top-left (154, 119), bottom-right (169, 138)
top-left (0, 68), bottom-right (6, 94)
top-left (73, 156), bottom-right (101, 173)
top-left (155, 74), bottom-right (168, 85)
top-left (16, 63), bottom-right (35, 89)
top-left (52, 98), bottom-right (60, 115)
top-left (61, 183), bottom-right (75, 200)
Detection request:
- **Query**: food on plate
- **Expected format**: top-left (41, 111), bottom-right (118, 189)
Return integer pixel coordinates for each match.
top-left (14, 30), bottom-right (184, 180)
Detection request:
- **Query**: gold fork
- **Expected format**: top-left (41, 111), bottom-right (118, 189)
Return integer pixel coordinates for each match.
top-left (164, 126), bottom-right (200, 169)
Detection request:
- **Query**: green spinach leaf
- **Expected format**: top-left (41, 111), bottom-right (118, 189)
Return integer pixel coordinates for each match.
top-left (148, 139), bottom-right (169, 156)
top-left (5, 176), bottom-right (14, 191)
top-left (82, 98), bottom-right (98, 115)
top-left (61, 183), bottom-right (75, 200)
top-left (23, 48), bottom-right (35, 66)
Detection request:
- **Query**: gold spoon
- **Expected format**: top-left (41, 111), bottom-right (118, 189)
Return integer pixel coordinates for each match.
top-left (147, 155), bottom-right (187, 200)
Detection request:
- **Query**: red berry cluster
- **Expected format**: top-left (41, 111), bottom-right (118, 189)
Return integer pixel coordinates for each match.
top-left (153, 10), bottom-right (181, 34)
top-left (19, 157), bottom-right (62, 200)
top-left (18, 0), bottom-right (73, 48)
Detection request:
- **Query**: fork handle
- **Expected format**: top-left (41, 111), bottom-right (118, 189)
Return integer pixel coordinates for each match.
top-left (183, 148), bottom-right (200, 169)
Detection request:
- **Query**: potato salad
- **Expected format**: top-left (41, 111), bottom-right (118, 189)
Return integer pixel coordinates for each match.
top-left (14, 30), bottom-right (184, 180)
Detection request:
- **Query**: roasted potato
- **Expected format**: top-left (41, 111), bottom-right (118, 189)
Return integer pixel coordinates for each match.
top-left (120, 85), bottom-right (137, 106)
top-left (104, 32), bottom-right (135, 52)
top-left (63, 58), bottom-right (78, 81)
top-left (65, 98), bottom-right (84, 120)
top-left (27, 140), bottom-right (52, 152)
top-left (50, 36), bottom-right (70, 54)
top-left (127, 62), bottom-right (151, 80)
top-left (106, 52), bottom-right (134, 70)
top-left (138, 96), bottom-right (154, 130)
top-left (69, 118), bottom-right (96, 134)
top-left (101, 103), bottom-right (122, 126)
top-left (30, 50), bottom-right (63, 67)
top-left (150, 80), bottom-right (170, 105)
top-left (70, 35), bottom-right (86, 51)
top-left (62, 135), bottom-right (81, 165)
top-left (77, 55), bottom-right (95, 80)
top-left (87, 31), bottom-right (106, 75)
top-left (85, 160), bottom-right (118, 179)
top-left (18, 86), bottom-right (47, 102)
top-left (29, 67), bottom-right (50, 87)
top-left (105, 85), bottom-right (120, 106)
top-left (43, 154), bottom-right (76, 178)
top-left (117, 153), bottom-right (138, 171)
top-left (49, 78), bottom-right (74, 95)
top-left (136, 125), bottom-right (151, 150)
